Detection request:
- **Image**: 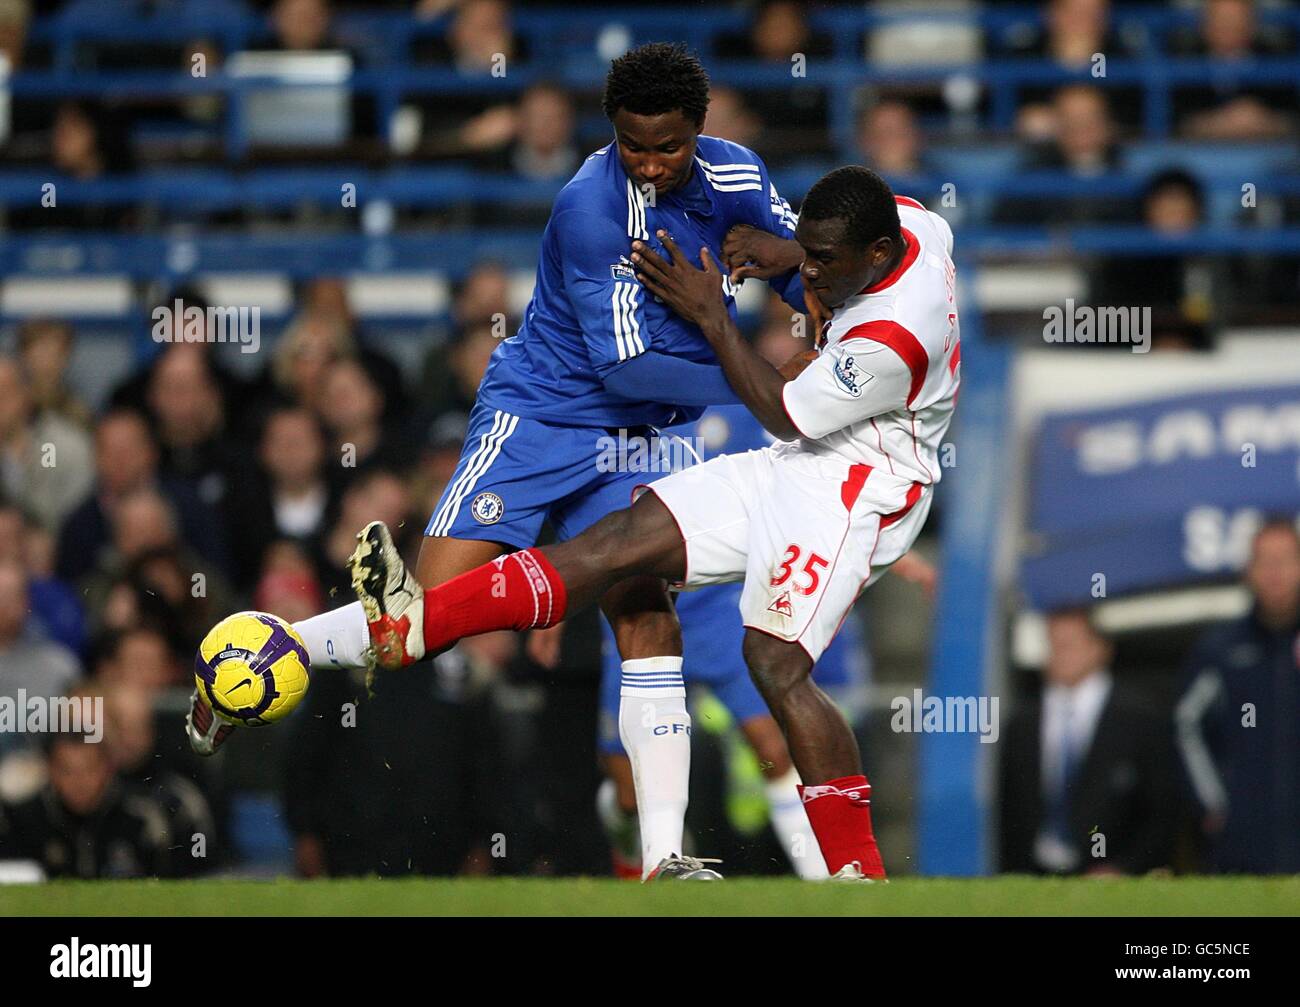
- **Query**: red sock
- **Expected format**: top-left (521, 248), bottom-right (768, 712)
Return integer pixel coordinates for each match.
top-left (422, 549), bottom-right (568, 653)
top-left (798, 774), bottom-right (886, 878)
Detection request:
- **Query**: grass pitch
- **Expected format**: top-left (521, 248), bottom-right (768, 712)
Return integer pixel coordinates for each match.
top-left (1, 875), bottom-right (1296, 916)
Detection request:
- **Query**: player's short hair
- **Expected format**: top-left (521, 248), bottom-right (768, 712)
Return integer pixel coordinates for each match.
top-left (601, 42), bottom-right (710, 127)
top-left (800, 165), bottom-right (901, 249)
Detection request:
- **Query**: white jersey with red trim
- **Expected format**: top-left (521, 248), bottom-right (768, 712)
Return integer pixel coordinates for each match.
top-left (780, 197), bottom-right (960, 486)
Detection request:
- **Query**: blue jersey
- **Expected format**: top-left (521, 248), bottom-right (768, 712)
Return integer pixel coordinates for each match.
top-left (477, 135), bottom-right (802, 429)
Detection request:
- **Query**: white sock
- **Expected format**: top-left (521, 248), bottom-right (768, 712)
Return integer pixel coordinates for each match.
top-left (766, 766), bottom-right (828, 879)
top-left (618, 656), bottom-right (690, 878)
top-left (292, 602), bottom-right (372, 670)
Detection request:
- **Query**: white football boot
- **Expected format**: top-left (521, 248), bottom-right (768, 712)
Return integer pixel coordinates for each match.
top-left (348, 520), bottom-right (425, 670)
top-left (185, 689), bottom-right (234, 757)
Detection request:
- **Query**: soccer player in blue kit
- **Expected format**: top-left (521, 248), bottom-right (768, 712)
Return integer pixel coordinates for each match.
top-left (199, 43), bottom-right (818, 879)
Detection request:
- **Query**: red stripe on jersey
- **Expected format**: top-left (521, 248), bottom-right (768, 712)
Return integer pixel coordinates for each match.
top-left (841, 463), bottom-right (871, 511)
top-left (839, 319), bottom-right (929, 407)
top-left (859, 228), bottom-right (919, 295)
top-left (881, 481), bottom-right (924, 529)
top-left (895, 195), bottom-right (926, 211)
top-left (948, 339), bottom-right (961, 377)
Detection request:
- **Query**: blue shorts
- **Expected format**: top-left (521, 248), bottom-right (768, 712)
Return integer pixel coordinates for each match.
top-left (596, 584), bottom-right (869, 756)
top-left (427, 400), bottom-right (660, 548)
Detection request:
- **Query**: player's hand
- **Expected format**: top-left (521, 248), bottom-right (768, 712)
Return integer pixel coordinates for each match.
top-left (778, 348), bottom-right (819, 382)
top-left (632, 230), bottom-right (728, 333)
top-left (722, 225), bottom-right (804, 284)
top-left (802, 279), bottom-right (831, 349)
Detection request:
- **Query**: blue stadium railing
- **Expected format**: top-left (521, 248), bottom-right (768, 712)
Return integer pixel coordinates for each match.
top-left (13, 58), bottom-right (1300, 161)
top-left (4, 228), bottom-right (1299, 289)
top-left (12, 3), bottom-right (1298, 249)
top-left (3, 224), bottom-right (1296, 345)
top-left (3, 167), bottom-right (1298, 247)
top-left (20, 5), bottom-right (1300, 158)
top-left (3, 163), bottom-right (1299, 212)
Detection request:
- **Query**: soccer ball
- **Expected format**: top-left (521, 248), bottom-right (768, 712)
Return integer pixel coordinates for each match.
top-left (194, 611), bottom-right (311, 727)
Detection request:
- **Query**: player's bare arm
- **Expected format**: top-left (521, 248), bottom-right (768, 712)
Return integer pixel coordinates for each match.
top-left (632, 230), bottom-right (799, 440)
top-left (724, 224), bottom-right (831, 345)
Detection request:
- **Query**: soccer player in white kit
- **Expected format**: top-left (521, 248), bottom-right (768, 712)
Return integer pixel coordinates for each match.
top-left (349, 166), bottom-right (960, 880)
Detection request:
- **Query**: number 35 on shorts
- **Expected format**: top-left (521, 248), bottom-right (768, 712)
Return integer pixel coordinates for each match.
top-left (771, 545), bottom-right (829, 596)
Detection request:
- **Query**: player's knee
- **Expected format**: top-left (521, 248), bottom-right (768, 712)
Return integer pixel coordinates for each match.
top-left (742, 633), bottom-right (810, 704)
top-left (416, 534), bottom-right (506, 588)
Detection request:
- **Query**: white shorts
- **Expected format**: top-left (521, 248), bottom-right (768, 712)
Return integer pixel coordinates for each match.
top-left (645, 443), bottom-right (932, 661)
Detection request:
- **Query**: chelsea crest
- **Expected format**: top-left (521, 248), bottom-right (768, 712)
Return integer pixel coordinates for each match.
top-left (471, 491), bottom-right (505, 525)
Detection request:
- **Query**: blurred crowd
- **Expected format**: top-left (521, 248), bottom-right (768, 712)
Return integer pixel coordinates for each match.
top-left (1000, 520), bottom-right (1300, 876)
top-left (0, 269), bottom-right (625, 877)
top-left (1, 0), bottom-right (1298, 325)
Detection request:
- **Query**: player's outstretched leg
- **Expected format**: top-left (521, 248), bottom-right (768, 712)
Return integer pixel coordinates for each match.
top-left (350, 492), bottom-right (686, 669)
top-left (741, 629), bottom-right (886, 881)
